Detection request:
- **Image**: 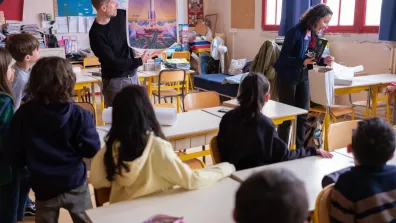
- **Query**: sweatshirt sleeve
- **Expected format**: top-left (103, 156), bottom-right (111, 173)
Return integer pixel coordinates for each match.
top-left (89, 32), bottom-right (143, 71)
top-left (154, 141), bottom-right (236, 190)
top-left (3, 106), bottom-right (25, 167)
top-left (277, 28), bottom-right (305, 68)
top-left (90, 148), bottom-right (112, 189)
top-left (0, 96), bottom-right (14, 153)
top-left (77, 111), bottom-right (101, 158)
top-left (271, 130), bottom-right (316, 162)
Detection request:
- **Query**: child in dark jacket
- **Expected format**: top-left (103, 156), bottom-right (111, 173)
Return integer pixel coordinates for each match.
top-left (4, 57), bottom-right (100, 223)
top-left (217, 73), bottom-right (332, 170)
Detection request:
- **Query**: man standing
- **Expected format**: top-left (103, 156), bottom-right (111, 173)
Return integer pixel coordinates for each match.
top-left (90, 0), bottom-right (150, 107)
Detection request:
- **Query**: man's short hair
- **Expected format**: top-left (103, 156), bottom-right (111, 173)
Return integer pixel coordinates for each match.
top-left (5, 33), bottom-right (40, 62)
top-left (352, 117), bottom-right (396, 165)
top-left (91, 0), bottom-right (110, 10)
top-left (235, 169), bottom-right (308, 223)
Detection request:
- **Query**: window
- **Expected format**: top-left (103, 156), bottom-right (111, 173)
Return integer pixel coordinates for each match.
top-left (262, 0), bottom-right (283, 31)
top-left (324, 0), bottom-right (382, 33)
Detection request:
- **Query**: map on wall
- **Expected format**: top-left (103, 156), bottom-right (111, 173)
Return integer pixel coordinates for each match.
top-left (56, 0), bottom-right (126, 16)
top-left (127, 0), bottom-right (177, 50)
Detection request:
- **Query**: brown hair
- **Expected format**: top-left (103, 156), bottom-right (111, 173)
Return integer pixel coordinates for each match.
top-left (5, 33), bottom-right (40, 62)
top-left (91, 0), bottom-right (110, 10)
top-left (300, 4), bottom-right (333, 31)
top-left (0, 48), bottom-right (14, 97)
top-left (25, 57), bottom-right (76, 104)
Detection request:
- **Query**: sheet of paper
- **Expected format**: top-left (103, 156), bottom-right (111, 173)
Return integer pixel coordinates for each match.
top-left (86, 17), bottom-right (96, 32)
top-left (332, 62), bottom-right (355, 80)
top-left (56, 17), bottom-right (68, 33)
top-left (68, 16), bottom-right (78, 33)
top-left (78, 16), bottom-right (86, 33)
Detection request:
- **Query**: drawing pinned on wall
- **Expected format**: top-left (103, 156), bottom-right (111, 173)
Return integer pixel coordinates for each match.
top-left (127, 0), bottom-right (177, 50)
top-left (56, 0), bottom-right (126, 16)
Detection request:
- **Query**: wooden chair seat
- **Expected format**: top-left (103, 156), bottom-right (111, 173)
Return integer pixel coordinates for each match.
top-left (310, 105), bottom-right (354, 118)
top-left (152, 89), bottom-right (179, 97)
top-left (353, 100), bottom-right (388, 108)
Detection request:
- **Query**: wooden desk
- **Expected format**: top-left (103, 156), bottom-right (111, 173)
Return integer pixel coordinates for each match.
top-left (86, 178), bottom-right (239, 223)
top-left (221, 99), bottom-right (308, 150)
top-left (96, 110), bottom-right (221, 161)
top-left (231, 153), bottom-right (354, 211)
top-left (334, 148), bottom-right (396, 166)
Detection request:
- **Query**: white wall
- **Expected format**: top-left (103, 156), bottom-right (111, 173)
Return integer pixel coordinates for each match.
top-left (22, 0), bottom-right (188, 49)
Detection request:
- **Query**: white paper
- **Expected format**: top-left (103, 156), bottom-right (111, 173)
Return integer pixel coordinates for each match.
top-left (332, 62), bottom-right (355, 80)
top-left (86, 17), bottom-right (96, 32)
top-left (68, 16), bottom-right (79, 33)
top-left (78, 16), bottom-right (86, 33)
top-left (309, 68), bottom-right (334, 106)
top-left (56, 17), bottom-right (68, 33)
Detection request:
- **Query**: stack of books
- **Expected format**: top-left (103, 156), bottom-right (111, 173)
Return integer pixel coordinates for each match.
top-left (21, 24), bottom-right (45, 48)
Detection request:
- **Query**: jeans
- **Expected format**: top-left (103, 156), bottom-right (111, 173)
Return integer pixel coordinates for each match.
top-left (0, 167), bottom-right (31, 223)
top-left (277, 69), bottom-right (310, 149)
top-left (102, 72), bottom-right (140, 107)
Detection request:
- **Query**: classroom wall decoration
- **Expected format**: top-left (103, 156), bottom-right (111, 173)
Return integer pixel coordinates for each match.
top-left (188, 0), bottom-right (203, 27)
top-left (55, 0), bottom-right (126, 16)
top-left (0, 0), bottom-right (24, 21)
top-left (128, 0), bottom-right (177, 50)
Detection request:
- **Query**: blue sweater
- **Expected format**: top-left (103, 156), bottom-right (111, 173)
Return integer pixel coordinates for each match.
top-left (330, 165), bottom-right (396, 223)
top-left (4, 101), bottom-right (100, 200)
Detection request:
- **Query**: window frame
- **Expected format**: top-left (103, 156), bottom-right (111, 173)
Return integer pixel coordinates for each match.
top-left (261, 0), bottom-right (281, 31)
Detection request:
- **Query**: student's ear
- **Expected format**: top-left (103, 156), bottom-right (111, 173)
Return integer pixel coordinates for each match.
top-left (24, 54), bottom-right (30, 62)
top-left (347, 144), bottom-right (352, 153)
top-left (233, 209), bottom-right (237, 223)
top-left (265, 93), bottom-right (270, 102)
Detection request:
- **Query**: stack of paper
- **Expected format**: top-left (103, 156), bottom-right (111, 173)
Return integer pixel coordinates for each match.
top-left (21, 24), bottom-right (45, 48)
top-left (2, 22), bottom-right (21, 35)
top-left (309, 68), bottom-right (334, 106)
top-left (332, 62), bottom-right (364, 86)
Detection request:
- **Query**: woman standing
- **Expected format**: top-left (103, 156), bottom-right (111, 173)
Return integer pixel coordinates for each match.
top-left (274, 4), bottom-right (334, 149)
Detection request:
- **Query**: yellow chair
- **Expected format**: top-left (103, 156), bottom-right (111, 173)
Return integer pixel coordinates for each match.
top-left (76, 102), bottom-right (97, 126)
top-left (310, 105), bottom-right (355, 123)
top-left (172, 51), bottom-right (193, 90)
top-left (351, 87), bottom-right (391, 123)
top-left (183, 91), bottom-right (221, 112)
top-left (160, 51), bottom-right (168, 60)
top-left (327, 120), bottom-right (359, 152)
top-left (153, 103), bottom-right (175, 109)
top-left (152, 70), bottom-right (187, 113)
top-left (209, 136), bottom-right (222, 164)
top-left (313, 184), bottom-right (334, 223)
top-left (83, 56), bottom-right (100, 68)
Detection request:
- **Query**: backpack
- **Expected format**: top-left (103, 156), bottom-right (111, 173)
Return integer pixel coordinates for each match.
top-left (304, 116), bottom-right (323, 149)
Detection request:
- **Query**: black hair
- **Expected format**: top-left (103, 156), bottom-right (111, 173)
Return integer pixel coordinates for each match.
top-left (235, 169), bottom-right (308, 223)
top-left (104, 85), bottom-right (165, 181)
top-left (352, 117), bottom-right (395, 166)
top-left (237, 72), bottom-right (270, 119)
top-left (300, 4), bottom-right (333, 31)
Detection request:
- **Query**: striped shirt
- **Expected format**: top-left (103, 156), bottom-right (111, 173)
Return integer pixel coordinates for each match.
top-left (330, 165), bottom-right (396, 223)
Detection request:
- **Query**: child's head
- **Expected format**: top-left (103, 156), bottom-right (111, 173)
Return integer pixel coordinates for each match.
top-left (234, 169), bottom-right (308, 223)
top-left (5, 33), bottom-right (40, 64)
top-left (25, 57), bottom-right (76, 104)
top-left (0, 48), bottom-right (15, 96)
top-left (237, 72), bottom-right (270, 117)
top-left (348, 117), bottom-right (395, 166)
top-left (91, 0), bottom-right (118, 17)
top-left (104, 85), bottom-right (165, 181)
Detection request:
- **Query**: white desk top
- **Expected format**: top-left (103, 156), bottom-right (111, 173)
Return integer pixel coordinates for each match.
top-left (76, 75), bottom-right (101, 84)
top-left (334, 148), bottom-right (396, 166)
top-left (355, 74), bottom-right (396, 85)
top-left (231, 153), bottom-right (354, 211)
top-left (221, 100), bottom-right (308, 118)
top-left (85, 178), bottom-right (239, 223)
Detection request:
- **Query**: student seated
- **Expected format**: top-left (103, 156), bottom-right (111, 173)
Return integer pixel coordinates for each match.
top-left (234, 169), bottom-right (309, 223)
top-left (4, 57), bottom-right (100, 223)
top-left (217, 73), bottom-right (332, 170)
top-left (90, 85), bottom-right (236, 203)
top-left (330, 117), bottom-right (396, 222)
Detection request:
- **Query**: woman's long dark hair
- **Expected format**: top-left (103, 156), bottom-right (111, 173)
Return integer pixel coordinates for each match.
top-left (0, 48), bottom-right (13, 97)
top-left (300, 4), bottom-right (333, 31)
top-left (104, 85), bottom-right (165, 181)
top-left (237, 73), bottom-right (270, 120)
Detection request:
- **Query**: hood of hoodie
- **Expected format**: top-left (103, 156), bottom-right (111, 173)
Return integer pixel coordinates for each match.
top-left (112, 133), bottom-right (155, 187)
top-left (25, 101), bottom-right (73, 133)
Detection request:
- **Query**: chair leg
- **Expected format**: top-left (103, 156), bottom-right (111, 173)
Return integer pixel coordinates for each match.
top-left (202, 145), bottom-right (206, 164)
top-left (176, 96), bottom-right (181, 113)
top-left (351, 112), bottom-right (355, 120)
top-left (387, 103), bottom-right (391, 123)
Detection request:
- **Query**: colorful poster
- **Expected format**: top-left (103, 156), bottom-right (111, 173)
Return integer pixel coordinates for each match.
top-left (187, 0), bottom-right (203, 27)
top-left (128, 0), bottom-right (177, 50)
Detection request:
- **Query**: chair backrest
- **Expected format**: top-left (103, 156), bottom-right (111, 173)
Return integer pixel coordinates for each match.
top-left (210, 136), bottom-right (222, 164)
top-left (160, 52), bottom-right (168, 60)
top-left (172, 51), bottom-right (191, 62)
top-left (94, 187), bottom-right (111, 207)
top-left (76, 102), bottom-right (96, 123)
top-left (313, 184), bottom-right (334, 223)
top-left (153, 103), bottom-right (176, 109)
top-left (328, 120), bottom-right (359, 151)
top-left (159, 70), bottom-right (186, 83)
top-left (183, 91), bottom-right (221, 111)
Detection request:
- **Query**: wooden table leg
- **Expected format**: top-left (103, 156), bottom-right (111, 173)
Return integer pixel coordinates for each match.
top-left (91, 82), bottom-right (98, 126)
top-left (371, 86), bottom-right (379, 117)
top-left (290, 117), bottom-right (297, 150)
top-left (324, 107), bottom-right (331, 151)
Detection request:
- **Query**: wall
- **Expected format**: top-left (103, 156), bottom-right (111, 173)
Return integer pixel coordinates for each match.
top-left (22, 0), bottom-right (188, 49)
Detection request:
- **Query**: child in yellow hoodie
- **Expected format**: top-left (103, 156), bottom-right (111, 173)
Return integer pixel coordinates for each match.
top-left (90, 85), bottom-right (236, 203)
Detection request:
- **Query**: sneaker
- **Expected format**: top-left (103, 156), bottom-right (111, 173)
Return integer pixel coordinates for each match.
top-left (24, 201), bottom-right (36, 217)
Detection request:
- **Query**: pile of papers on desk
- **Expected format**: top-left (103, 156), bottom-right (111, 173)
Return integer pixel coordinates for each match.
top-left (165, 58), bottom-right (191, 70)
top-left (332, 62), bottom-right (364, 86)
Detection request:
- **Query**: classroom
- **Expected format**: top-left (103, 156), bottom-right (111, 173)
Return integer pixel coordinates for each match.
top-left (0, 0), bottom-right (396, 222)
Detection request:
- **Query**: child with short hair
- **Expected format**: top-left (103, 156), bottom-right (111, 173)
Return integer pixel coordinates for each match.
top-left (3, 57), bottom-right (100, 223)
top-left (217, 73), bottom-right (332, 171)
top-left (234, 169), bottom-right (309, 223)
top-left (5, 33), bottom-right (40, 109)
top-left (330, 117), bottom-right (396, 222)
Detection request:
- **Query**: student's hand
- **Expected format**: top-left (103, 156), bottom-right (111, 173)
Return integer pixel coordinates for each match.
top-left (316, 149), bottom-right (333, 158)
top-left (141, 51), bottom-right (151, 63)
top-left (304, 57), bottom-right (317, 65)
top-left (324, 55), bottom-right (335, 65)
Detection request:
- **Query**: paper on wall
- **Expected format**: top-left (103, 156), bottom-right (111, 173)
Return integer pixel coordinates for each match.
top-left (56, 17), bottom-right (68, 33)
top-left (68, 16), bottom-right (78, 33)
top-left (78, 16), bottom-right (86, 33)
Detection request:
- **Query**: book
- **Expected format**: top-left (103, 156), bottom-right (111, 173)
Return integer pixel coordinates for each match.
top-left (306, 38), bottom-right (328, 61)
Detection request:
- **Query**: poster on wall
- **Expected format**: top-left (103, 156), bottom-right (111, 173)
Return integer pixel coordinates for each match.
top-left (187, 0), bottom-right (203, 27)
top-left (56, 0), bottom-right (126, 16)
top-left (127, 0), bottom-right (177, 51)
top-left (0, 0), bottom-right (23, 21)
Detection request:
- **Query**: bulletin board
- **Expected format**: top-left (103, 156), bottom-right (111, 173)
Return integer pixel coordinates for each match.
top-left (0, 0), bottom-right (24, 21)
top-left (53, 0), bottom-right (127, 16)
top-left (231, 0), bottom-right (255, 29)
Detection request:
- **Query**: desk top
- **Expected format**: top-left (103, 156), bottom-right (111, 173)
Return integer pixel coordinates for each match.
top-left (355, 74), bottom-right (396, 85)
top-left (221, 100), bottom-right (308, 118)
top-left (334, 148), bottom-right (396, 166)
top-left (231, 153), bottom-right (354, 211)
top-left (85, 178), bottom-right (239, 223)
top-left (75, 75), bottom-right (101, 84)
